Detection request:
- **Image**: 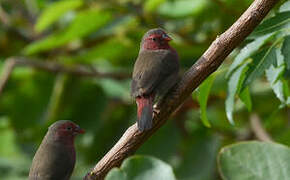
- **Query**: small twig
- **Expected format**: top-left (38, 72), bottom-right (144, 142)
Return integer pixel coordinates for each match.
top-left (42, 74), bottom-right (67, 123)
top-left (250, 113), bottom-right (273, 142)
top-left (0, 4), bottom-right (11, 26)
top-left (13, 58), bottom-right (131, 79)
top-left (0, 57), bottom-right (131, 98)
top-left (0, 59), bottom-right (16, 96)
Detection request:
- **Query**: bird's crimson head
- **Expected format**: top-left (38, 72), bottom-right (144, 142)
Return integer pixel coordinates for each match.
top-left (141, 28), bottom-right (172, 50)
top-left (48, 120), bottom-right (85, 142)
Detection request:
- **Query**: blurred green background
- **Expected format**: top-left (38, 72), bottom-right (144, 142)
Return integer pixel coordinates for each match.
top-left (0, 0), bottom-right (289, 179)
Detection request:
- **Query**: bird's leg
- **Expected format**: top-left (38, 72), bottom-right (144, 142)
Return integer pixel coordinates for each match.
top-left (151, 94), bottom-right (160, 115)
top-left (153, 103), bottom-right (161, 115)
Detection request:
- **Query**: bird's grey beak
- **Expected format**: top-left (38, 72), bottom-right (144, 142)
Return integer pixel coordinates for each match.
top-left (75, 126), bottom-right (85, 134)
top-left (162, 33), bottom-right (172, 41)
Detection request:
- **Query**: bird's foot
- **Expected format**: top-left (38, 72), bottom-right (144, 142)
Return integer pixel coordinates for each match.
top-left (153, 104), bottom-right (161, 115)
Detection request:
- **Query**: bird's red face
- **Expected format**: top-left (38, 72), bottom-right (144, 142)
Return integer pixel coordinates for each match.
top-left (142, 32), bottom-right (172, 50)
top-left (56, 122), bottom-right (85, 139)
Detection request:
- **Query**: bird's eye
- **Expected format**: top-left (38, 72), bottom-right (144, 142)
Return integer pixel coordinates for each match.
top-left (66, 126), bottom-right (72, 131)
top-left (151, 37), bottom-right (156, 41)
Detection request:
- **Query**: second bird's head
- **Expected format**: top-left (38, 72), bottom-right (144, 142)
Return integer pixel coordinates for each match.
top-left (141, 28), bottom-right (172, 50)
top-left (48, 120), bottom-right (85, 142)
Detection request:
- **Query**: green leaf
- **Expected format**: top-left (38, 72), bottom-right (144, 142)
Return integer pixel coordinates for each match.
top-left (239, 87), bottom-right (252, 111)
top-left (158, 0), bottom-right (208, 18)
top-left (35, 0), bottom-right (83, 33)
top-left (264, 48), bottom-right (286, 105)
top-left (78, 38), bottom-right (138, 64)
top-left (276, 44), bottom-right (285, 66)
top-left (175, 135), bottom-right (220, 180)
top-left (279, 1), bottom-right (290, 12)
top-left (197, 74), bottom-right (216, 127)
top-left (144, 0), bottom-right (166, 13)
top-left (218, 141), bottom-right (290, 180)
top-left (105, 168), bottom-right (127, 180)
top-left (265, 48), bottom-right (285, 81)
top-left (283, 79), bottom-right (290, 98)
top-left (266, 61), bottom-right (286, 104)
top-left (227, 33), bottom-right (276, 77)
top-left (242, 44), bottom-right (278, 89)
top-left (266, 54), bottom-right (286, 104)
top-left (281, 35), bottom-right (290, 70)
top-left (226, 62), bottom-right (249, 124)
top-left (105, 156), bottom-right (176, 180)
top-left (96, 79), bottom-right (131, 102)
top-left (0, 117), bottom-right (22, 157)
top-left (24, 9), bottom-right (112, 55)
top-left (250, 11), bottom-right (290, 37)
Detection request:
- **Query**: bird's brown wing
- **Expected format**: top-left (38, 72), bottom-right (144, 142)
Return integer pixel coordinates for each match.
top-left (131, 49), bottom-right (179, 98)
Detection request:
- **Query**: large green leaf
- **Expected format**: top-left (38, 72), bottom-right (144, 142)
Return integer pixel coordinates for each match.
top-left (24, 9), bottom-right (112, 55)
top-left (281, 35), bottom-right (290, 70)
top-left (0, 117), bottom-right (21, 157)
top-left (105, 168), bottom-right (127, 180)
top-left (250, 11), bottom-right (290, 37)
top-left (226, 62), bottom-right (249, 124)
top-left (218, 141), bottom-right (290, 180)
top-left (265, 48), bottom-right (286, 104)
top-left (227, 33), bottom-right (276, 77)
top-left (158, 0), bottom-right (208, 18)
top-left (279, 1), bottom-right (290, 12)
top-left (197, 74), bottom-right (216, 127)
top-left (266, 65), bottom-right (285, 103)
top-left (78, 38), bottom-right (138, 64)
top-left (35, 0), bottom-right (83, 33)
top-left (239, 87), bottom-right (252, 111)
top-left (242, 44), bottom-right (278, 89)
top-left (144, 0), bottom-right (166, 13)
top-left (96, 79), bottom-right (131, 102)
top-left (105, 156), bottom-right (176, 180)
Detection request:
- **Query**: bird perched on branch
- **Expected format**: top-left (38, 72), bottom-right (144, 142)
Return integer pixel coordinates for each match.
top-left (131, 28), bottom-right (179, 132)
top-left (29, 120), bottom-right (85, 180)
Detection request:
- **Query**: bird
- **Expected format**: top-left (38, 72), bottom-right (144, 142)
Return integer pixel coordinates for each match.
top-left (131, 28), bottom-right (179, 132)
top-left (29, 120), bottom-right (85, 180)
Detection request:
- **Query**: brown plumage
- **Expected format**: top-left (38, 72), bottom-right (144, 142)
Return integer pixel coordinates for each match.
top-left (131, 28), bottom-right (179, 131)
top-left (29, 120), bottom-right (84, 180)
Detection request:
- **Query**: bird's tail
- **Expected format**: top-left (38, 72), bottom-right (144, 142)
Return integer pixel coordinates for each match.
top-left (136, 96), bottom-right (154, 132)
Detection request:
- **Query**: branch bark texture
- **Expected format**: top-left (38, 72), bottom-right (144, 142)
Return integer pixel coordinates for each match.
top-left (84, 0), bottom-right (279, 179)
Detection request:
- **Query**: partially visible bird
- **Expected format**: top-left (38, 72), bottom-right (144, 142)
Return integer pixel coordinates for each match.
top-left (131, 28), bottom-right (179, 132)
top-left (29, 120), bottom-right (85, 180)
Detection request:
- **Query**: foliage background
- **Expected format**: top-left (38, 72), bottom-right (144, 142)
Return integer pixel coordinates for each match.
top-left (0, 0), bottom-right (289, 179)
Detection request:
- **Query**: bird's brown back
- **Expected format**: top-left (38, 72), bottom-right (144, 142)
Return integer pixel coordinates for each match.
top-left (131, 49), bottom-right (179, 98)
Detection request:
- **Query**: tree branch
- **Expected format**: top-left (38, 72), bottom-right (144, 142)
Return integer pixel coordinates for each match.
top-left (0, 57), bottom-right (131, 98)
top-left (84, 0), bottom-right (279, 179)
top-left (0, 4), bottom-right (11, 26)
top-left (0, 59), bottom-right (16, 96)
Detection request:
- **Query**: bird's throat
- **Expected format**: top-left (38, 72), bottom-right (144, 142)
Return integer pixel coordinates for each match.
top-left (142, 41), bottom-right (170, 50)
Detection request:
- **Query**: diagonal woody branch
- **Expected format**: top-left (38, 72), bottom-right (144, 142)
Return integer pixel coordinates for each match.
top-left (84, 0), bottom-right (279, 179)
